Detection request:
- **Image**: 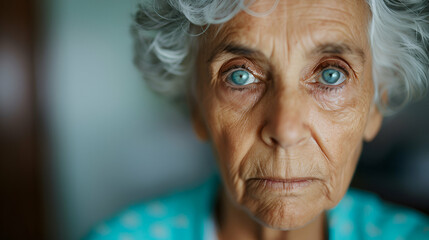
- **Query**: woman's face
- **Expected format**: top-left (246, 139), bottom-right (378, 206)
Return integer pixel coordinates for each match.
top-left (192, 0), bottom-right (382, 230)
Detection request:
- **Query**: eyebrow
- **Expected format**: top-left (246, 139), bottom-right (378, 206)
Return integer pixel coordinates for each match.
top-left (208, 42), bottom-right (365, 63)
top-left (207, 43), bottom-right (265, 63)
top-left (310, 43), bottom-right (366, 61)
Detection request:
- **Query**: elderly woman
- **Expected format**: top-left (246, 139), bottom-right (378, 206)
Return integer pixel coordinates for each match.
top-left (86, 0), bottom-right (429, 239)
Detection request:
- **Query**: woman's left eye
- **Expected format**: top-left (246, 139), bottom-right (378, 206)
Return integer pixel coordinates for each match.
top-left (319, 68), bottom-right (346, 86)
top-left (227, 70), bottom-right (259, 86)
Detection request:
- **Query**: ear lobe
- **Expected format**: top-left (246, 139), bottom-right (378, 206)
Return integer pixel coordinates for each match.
top-left (191, 106), bottom-right (209, 141)
top-left (363, 103), bottom-right (383, 142)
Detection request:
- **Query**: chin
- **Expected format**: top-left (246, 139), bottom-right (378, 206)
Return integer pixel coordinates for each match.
top-left (242, 197), bottom-right (324, 230)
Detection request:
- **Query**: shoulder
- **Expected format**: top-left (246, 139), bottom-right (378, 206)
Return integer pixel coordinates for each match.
top-left (328, 188), bottom-right (429, 240)
top-left (83, 174), bottom-right (220, 240)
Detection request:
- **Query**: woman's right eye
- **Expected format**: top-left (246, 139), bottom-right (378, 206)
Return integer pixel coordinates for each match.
top-left (318, 68), bottom-right (346, 86)
top-left (227, 69), bottom-right (259, 86)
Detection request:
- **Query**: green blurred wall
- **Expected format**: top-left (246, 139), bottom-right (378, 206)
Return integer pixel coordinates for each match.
top-left (41, 0), bottom-right (214, 239)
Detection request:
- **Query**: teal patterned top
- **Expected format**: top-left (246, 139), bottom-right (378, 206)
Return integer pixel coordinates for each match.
top-left (84, 174), bottom-right (429, 240)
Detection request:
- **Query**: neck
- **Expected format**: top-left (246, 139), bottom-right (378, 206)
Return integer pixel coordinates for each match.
top-left (215, 188), bottom-right (327, 240)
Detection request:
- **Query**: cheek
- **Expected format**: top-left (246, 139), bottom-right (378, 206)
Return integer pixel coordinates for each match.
top-left (309, 58), bottom-right (372, 114)
top-left (211, 111), bottom-right (259, 173)
top-left (201, 91), bottom-right (256, 168)
top-left (311, 95), bottom-right (370, 206)
top-left (195, 54), bottom-right (258, 182)
top-left (312, 68), bottom-right (373, 139)
top-left (202, 87), bottom-right (270, 202)
top-left (205, 80), bottom-right (267, 160)
top-left (308, 69), bottom-right (374, 203)
top-left (310, 79), bottom-right (362, 113)
top-left (216, 81), bottom-right (266, 112)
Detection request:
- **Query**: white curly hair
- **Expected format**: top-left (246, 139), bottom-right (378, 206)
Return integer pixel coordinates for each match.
top-left (132, 0), bottom-right (429, 115)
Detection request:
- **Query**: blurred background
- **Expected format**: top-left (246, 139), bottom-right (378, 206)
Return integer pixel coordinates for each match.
top-left (1, 0), bottom-right (428, 239)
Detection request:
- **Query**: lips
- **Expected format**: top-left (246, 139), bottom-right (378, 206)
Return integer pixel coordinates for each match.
top-left (246, 177), bottom-right (317, 192)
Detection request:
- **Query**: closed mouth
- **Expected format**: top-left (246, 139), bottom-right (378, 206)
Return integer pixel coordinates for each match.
top-left (249, 177), bottom-right (318, 183)
top-left (246, 177), bottom-right (318, 192)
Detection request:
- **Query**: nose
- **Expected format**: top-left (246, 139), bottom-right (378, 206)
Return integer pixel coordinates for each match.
top-left (261, 89), bottom-right (311, 149)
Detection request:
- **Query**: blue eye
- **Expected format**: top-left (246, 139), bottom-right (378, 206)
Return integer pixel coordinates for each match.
top-left (228, 70), bottom-right (258, 86)
top-left (320, 69), bottom-right (345, 85)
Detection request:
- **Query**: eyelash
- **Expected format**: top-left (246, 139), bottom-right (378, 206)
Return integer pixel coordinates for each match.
top-left (221, 64), bottom-right (259, 91)
top-left (220, 60), bottom-right (351, 93)
top-left (311, 61), bottom-right (350, 93)
top-left (222, 64), bottom-right (248, 74)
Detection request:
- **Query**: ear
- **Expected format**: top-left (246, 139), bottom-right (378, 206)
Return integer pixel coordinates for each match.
top-left (191, 103), bottom-right (209, 141)
top-left (363, 103), bottom-right (383, 142)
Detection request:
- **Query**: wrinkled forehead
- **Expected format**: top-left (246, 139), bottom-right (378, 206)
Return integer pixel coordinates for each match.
top-left (201, 0), bottom-right (371, 63)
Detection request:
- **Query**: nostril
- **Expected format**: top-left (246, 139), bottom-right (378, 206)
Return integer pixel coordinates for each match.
top-left (270, 137), bottom-right (279, 146)
top-left (260, 120), bottom-right (309, 148)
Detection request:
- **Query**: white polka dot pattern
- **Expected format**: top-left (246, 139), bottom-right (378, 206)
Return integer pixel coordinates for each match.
top-left (340, 221), bottom-right (354, 235)
top-left (173, 214), bottom-right (189, 228)
top-left (95, 223), bottom-right (110, 235)
top-left (119, 233), bottom-right (134, 240)
top-left (120, 211), bottom-right (141, 228)
top-left (146, 202), bottom-right (167, 217)
top-left (149, 223), bottom-right (170, 239)
top-left (365, 222), bottom-right (382, 237)
top-left (393, 213), bottom-right (407, 224)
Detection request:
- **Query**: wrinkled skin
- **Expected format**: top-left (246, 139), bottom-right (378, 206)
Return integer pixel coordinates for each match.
top-left (191, 0), bottom-right (383, 239)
